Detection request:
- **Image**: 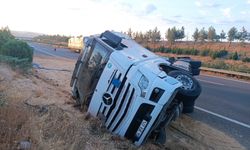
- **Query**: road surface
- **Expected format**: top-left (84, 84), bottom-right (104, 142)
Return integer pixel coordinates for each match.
top-left (29, 42), bottom-right (250, 148)
top-left (193, 75), bottom-right (250, 148)
top-left (30, 42), bottom-right (79, 59)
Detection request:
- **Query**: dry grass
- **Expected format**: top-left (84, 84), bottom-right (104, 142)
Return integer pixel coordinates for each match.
top-left (149, 41), bottom-right (250, 74)
top-left (0, 66), bottom-right (34, 150)
top-left (0, 57), bottom-right (246, 150)
top-left (34, 88), bottom-right (43, 98)
top-left (166, 115), bottom-right (245, 150)
top-left (0, 104), bottom-right (33, 149)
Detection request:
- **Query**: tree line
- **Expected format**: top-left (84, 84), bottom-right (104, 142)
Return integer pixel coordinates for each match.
top-left (33, 34), bottom-right (70, 46)
top-left (125, 26), bottom-right (250, 44)
top-left (192, 26), bottom-right (248, 44)
top-left (125, 27), bottom-right (161, 43)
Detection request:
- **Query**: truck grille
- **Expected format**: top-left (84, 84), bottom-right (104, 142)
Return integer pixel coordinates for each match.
top-left (99, 69), bottom-right (136, 132)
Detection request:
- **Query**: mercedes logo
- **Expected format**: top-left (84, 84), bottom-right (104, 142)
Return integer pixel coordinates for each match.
top-left (102, 93), bottom-right (113, 105)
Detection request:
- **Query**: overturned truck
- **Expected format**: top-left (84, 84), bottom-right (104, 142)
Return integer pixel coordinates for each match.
top-left (70, 31), bottom-right (201, 146)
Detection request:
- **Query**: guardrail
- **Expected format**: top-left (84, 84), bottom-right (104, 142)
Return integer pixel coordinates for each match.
top-left (200, 67), bottom-right (250, 80)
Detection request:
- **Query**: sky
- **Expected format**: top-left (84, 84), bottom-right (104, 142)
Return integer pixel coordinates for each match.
top-left (0, 0), bottom-right (249, 39)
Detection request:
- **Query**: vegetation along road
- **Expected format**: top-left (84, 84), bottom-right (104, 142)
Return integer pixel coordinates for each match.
top-left (29, 42), bottom-right (250, 148)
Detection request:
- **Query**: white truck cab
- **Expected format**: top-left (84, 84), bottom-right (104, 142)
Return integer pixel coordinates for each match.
top-left (70, 31), bottom-right (201, 146)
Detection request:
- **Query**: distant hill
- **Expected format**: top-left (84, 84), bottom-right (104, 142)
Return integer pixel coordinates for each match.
top-left (11, 30), bottom-right (43, 38)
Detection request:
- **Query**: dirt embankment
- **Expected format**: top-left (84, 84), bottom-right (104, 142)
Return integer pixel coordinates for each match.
top-left (0, 56), bottom-right (246, 150)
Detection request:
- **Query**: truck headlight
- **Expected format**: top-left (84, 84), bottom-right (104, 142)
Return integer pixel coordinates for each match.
top-left (138, 75), bottom-right (149, 97)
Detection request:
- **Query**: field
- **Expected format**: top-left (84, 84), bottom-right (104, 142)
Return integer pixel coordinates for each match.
top-left (141, 41), bottom-right (250, 73)
top-left (0, 55), bottom-right (246, 150)
top-left (164, 41), bottom-right (250, 54)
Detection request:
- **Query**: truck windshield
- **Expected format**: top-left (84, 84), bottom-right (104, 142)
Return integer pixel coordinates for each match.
top-left (88, 43), bottom-right (108, 69)
top-left (77, 41), bottom-right (110, 103)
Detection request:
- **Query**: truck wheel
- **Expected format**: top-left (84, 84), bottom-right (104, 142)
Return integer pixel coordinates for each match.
top-left (70, 52), bottom-right (84, 87)
top-left (168, 70), bottom-right (201, 113)
top-left (72, 89), bottom-right (81, 106)
top-left (182, 105), bottom-right (194, 113)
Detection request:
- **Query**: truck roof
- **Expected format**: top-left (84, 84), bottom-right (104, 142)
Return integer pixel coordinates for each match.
top-left (96, 31), bottom-right (161, 70)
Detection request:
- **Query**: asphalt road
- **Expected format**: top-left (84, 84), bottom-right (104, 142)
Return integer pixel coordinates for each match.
top-left (196, 75), bottom-right (250, 125)
top-left (29, 42), bottom-right (79, 59)
top-left (29, 42), bottom-right (250, 149)
top-left (193, 75), bottom-right (250, 148)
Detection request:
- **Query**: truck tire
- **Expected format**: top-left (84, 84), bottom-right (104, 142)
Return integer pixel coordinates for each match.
top-left (183, 105), bottom-right (194, 113)
top-left (70, 60), bottom-right (82, 87)
top-left (72, 88), bottom-right (81, 106)
top-left (177, 59), bottom-right (201, 69)
top-left (168, 70), bottom-right (201, 113)
top-left (182, 100), bottom-right (195, 113)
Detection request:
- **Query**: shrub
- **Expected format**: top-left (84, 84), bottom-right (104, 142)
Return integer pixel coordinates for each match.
top-left (158, 46), bottom-right (165, 53)
top-left (229, 52), bottom-right (239, 60)
top-left (209, 50), bottom-right (228, 59)
top-left (0, 55), bottom-right (31, 72)
top-left (0, 27), bottom-right (33, 72)
top-left (152, 47), bottom-right (231, 60)
top-left (210, 51), bottom-right (217, 59)
top-left (242, 57), bottom-right (250, 63)
top-left (190, 48), bottom-right (199, 55)
top-left (176, 48), bottom-right (183, 54)
top-left (163, 48), bottom-right (171, 53)
top-left (200, 49), bottom-right (211, 56)
top-left (0, 39), bottom-right (33, 63)
top-left (0, 27), bottom-right (15, 48)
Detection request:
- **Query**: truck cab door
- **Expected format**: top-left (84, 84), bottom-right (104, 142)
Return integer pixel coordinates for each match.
top-left (76, 39), bottom-right (111, 106)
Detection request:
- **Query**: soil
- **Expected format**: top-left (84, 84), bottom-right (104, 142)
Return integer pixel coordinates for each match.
top-left (0, 56), bottom-right (246, 150)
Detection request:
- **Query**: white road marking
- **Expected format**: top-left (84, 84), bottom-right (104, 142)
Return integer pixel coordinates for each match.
top-left (197, 79), bottom-right (224, 86)
top-left (195, 106), bottom-right (250, 129)
top-left (201, 74), bottom-right (250, 85)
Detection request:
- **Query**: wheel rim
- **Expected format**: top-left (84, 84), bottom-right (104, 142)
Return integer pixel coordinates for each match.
top-left (176, 74), bottom-right (193, 90)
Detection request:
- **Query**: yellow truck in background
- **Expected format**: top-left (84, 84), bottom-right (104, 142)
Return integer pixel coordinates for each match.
top-left (68, 37), bottom-right (84, 53)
